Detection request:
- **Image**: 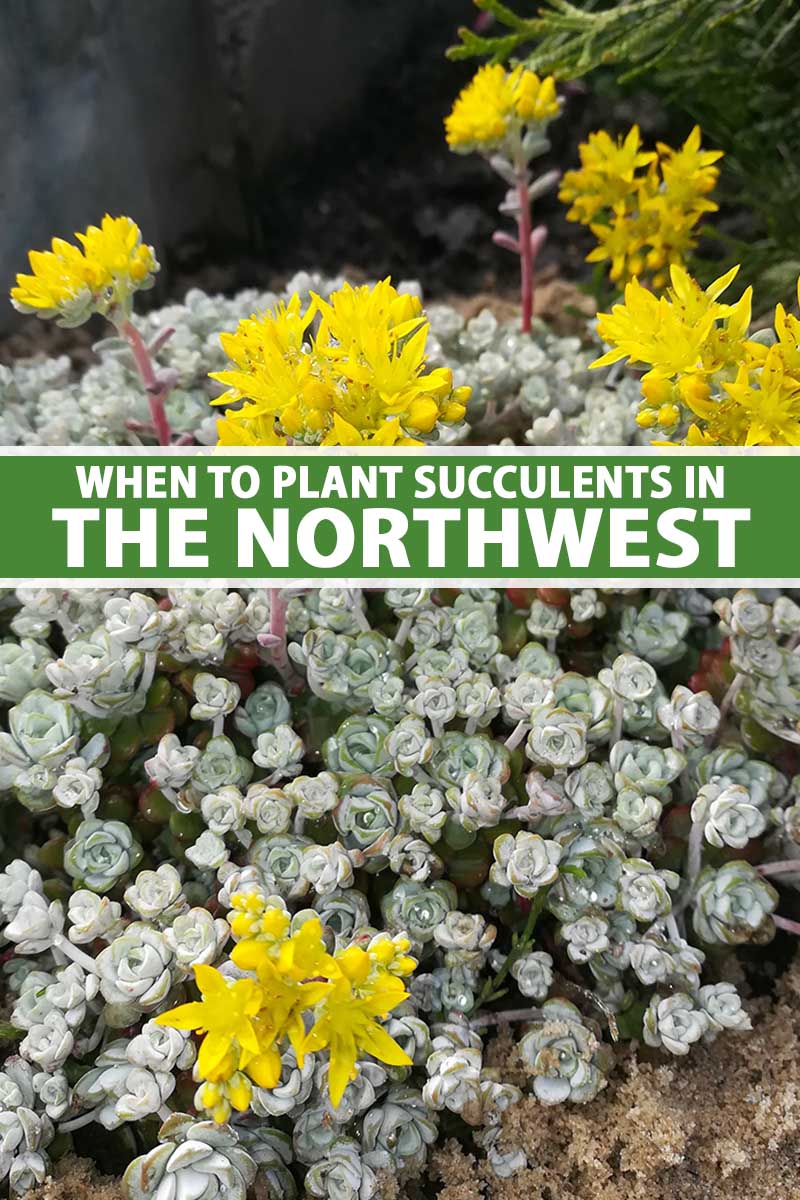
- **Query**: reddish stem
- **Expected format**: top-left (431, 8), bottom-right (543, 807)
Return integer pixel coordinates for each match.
top-left (265, 588), bottom-right (304, 695)
top-left (149, 325), bottom-right (176, 356)
top-left (758, 861), bottom-right (800, 877)
top-left (774, 914), bottom-right (800, 935)
top-left (516, 170), bottom-right (534, 333)
top-left (119, 318), bottom-right (173, 446)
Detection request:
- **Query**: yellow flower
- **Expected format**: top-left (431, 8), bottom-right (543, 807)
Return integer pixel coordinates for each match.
top-left (211, 296), bottom-right (319, 419)
top-left (315, 283), bottom-right (447, 418)
top-left (365, 931), bottom-right (418, 977)
top-left (313, 278), bottom-right (422, 348)
top-left (560, 126), bottom-right (656, 222)
top-left (666, 263), bottom-right (740, 324)
top-left (156, 896), bottom-right (419, 1119)
top-left (592, 279), bottom-right (715, 378)
top-left (154, 964), bottom-right (264, 1082)
top-left (216, 413), bottom-right (287, 446)
top-left (585, 213), bottom-right (650, 284)
top-left (229, 891), bottom-right (291, 944)
top-left (513, 71), bottom-right (559, 123)
top-left (220, 293), bottom-right (314, 366)
top-left (445, 64), bottom-right (559, 152)
top-left (212, 279), bottom-right (469, 446)
top-left (776, 277), bottom-right (800, 346)
top-left (747, 278), bottom-right (800, 381)
top-left (677, 374), bottom-right (713, 415)
top-left (320, 414), bottom-right (420, 447)
top-left (195, 1074), bottom-right (253, 1125)
top-left (592, 264), bottom-right (748, 379)
top-left (301, 947), bottom-right (413, 1108)
top-left (11, 215), bottom-right (158, 326)
top-left (445, 64), bottom-right (514, 150)
top-left (656, 125), bottom-right (723, 209)
top-left (598, 263), bottom-right (800, 446)
top-left (560, 125), bottom-right (721, 287)
top-left (232, 917), bottom-right (337, 1064)
top-left (640, 376), bottom-right (674, 408)
top-left (723, 346), bottom-right (800, 445)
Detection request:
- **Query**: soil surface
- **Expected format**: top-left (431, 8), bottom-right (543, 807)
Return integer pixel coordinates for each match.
top-left (434, 955), bottom-right (800, 1200)
top-left (23, 1156), bottom-right (123, 1200)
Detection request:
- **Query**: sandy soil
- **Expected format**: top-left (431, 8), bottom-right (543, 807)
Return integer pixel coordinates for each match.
top-left (433, 957), bottom-right (800, 1200)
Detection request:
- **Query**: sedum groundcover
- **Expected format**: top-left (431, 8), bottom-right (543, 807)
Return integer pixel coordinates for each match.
top-left (2, 583), bottom-right (800, 1198)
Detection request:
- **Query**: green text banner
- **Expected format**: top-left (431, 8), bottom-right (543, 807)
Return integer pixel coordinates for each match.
top-left (0, 447), bottom-right (795, 585)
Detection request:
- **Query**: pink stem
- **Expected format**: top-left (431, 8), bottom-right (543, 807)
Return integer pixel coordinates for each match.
top-left (774, 914), bottom-right (800, 935)
top-left (149, 325), bottom-right (176, 356)
top-left (118, 318), bottom-right (173, 446)
top-left (265, 588), bottom-right (304, 695)
top-left (757, 861), bottom-right (800, 877)
top-left (516, 169), bottom-right (534, 334)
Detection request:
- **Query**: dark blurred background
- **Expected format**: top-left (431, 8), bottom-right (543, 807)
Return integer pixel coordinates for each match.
top-left (3, 0), bottom-right (799, 347)
top-left (2, 0), bottom-right (677, 340)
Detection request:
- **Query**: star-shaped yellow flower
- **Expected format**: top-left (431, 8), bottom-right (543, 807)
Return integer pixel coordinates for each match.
top-left (154, 963), bottom-right (264, 1081)
top-left (301, 947), bottom-right (412, 1108)
top-left (11, 215), bottom-right (158, 326)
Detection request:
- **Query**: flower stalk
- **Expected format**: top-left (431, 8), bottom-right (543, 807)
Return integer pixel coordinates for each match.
top-left (260, 589), bottom-right (304, 695)
top-left (517, 168), bottom-right (534, 332)
top-left (445, 64), bottom-right (561, 335)
top-left (116, 318), bottom-right (173, 446)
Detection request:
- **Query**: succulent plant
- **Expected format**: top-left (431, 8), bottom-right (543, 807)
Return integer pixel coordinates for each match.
top-left (124, 1114), bottom-right (257, 1200)
top-left (519, 999), bottom-right (607, 1103)
top-left (0, 584), bottom-right (797, 1198)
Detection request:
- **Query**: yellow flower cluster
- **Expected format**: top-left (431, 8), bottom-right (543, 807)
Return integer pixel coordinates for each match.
top-left (212, 279), bottom-right (470, 446)
top-left (592, 265), bottom-right (800, 445)
top-left (445, 63), bottom-right (560, 152)
top-left (10, 215), bottom-right (158, 327)
top-left (560, 126), bottom-right (722, 289)
top-left (155, 892), bottom-right (416, 1119)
